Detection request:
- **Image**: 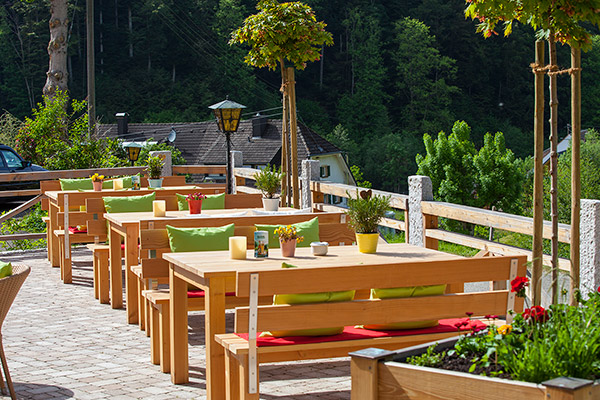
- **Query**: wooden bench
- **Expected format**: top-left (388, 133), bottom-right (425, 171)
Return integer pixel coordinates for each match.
top-left (138, 211), bottom-right (355, 372)
top-left (214, 253), bottom-right (527, 399)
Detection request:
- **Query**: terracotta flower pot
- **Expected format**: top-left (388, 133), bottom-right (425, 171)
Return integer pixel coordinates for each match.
top-left (92, 181), bottom-right (102, 191)
top-left (280, 239), bottom-right (297, 257)
top-left (188, 199), bottom-right (203, 214)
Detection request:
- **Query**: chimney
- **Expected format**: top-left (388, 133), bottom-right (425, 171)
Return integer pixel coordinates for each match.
top-left (252, 113), bottom-right (267, 138)
top-left (115, 112), bottom-right (129, 136)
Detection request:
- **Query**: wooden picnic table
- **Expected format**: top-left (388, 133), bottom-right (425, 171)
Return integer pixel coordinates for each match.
top-left (44, 185), bottom-right (223, 271)
top-left (163, 242), bottom-right (464, 399)
top-left (104, 206), bottom-right (295, 324)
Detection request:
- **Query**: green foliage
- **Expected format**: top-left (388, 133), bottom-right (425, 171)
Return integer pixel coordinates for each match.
top-left (230, 0), bottom-right (333, 71)
top-left (392, 17), bottom-right (458, 134)
top-left (349, 165), bottom-right (371, 189)
top-left (14, 91), bottom-right (119, 170)
top-left (407, 344), bottom-right (446, 368)
top-left (254, 164), bottom-right (283, 198)
top-left (0, 203), bottom-right (47, 251)
top-left (0, 111), bottom-right (22, 144)
top-left (465, 0), bottom-right (600, 50)
top-left (346, 190), bottom-right (390, 234)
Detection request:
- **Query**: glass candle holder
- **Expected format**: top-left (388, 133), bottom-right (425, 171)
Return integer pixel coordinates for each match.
top-left (229, 236), bottom-right (247, 260)
top-left (113, 178), bottom-right (124, 190)
top-left (152, 200), bottom-right (166, 217)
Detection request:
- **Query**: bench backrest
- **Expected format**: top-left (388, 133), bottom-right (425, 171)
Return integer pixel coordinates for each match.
top-left (139, 212), bottom-right (355, 280)
top-left (233, 254), bottom-right (527, 334)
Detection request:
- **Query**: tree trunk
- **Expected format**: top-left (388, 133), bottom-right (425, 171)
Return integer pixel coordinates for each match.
top-left (548, 35), bottom-right (559, 305)
top-left (287, 67), bottom-right (300, 209)
top-left (280, 60), bottom-right (289, 207)
top-left (532, 40), bottom-right (545, 306)
top-left (44, 0), bottom-right (69, 99)
top-left (86, 0), bottom-right (96, 138)
top-left (570, 47), bottom-right (581, 305)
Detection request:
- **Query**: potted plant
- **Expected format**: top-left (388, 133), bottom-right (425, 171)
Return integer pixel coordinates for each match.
top-left (346, 189), bottom-right (390, 253)
top-left (186, 192), bottom-right (206, 215)
top-left (274, 224), bottom-right (304, 257)
top-left (254, 165), bottom-right (284, 211)
top-left (146, 155), bottom-right (165, 188)
top-left (352, 279), bottom-right (600, 399)
top-left (90, 173), bottom-right (105, 191)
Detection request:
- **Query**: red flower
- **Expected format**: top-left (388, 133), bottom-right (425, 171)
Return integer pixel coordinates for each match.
top-left (511, 276), bottom-right (530, 298)
top-left (523, 306), bottom-right (549, 323)
top-left (465, 312), bottom-right (473, 317)
top-left (597, 285), bottom-right (600, 293)
top-left (485, 314), bottom-right (498, 319)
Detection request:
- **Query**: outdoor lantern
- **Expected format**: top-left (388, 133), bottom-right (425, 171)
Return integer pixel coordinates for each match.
top-left (208, 98), bottom-right (246, 194)
top-left (124, 142), bottom-right (142, 166)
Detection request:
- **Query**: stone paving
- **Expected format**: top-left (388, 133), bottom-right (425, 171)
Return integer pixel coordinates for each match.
top-left (0, 247), bottom-right (351, 400)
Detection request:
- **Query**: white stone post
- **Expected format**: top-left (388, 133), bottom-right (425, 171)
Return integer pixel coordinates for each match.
top-left (580, 199), bottom-right (600, 297)
top-left (407, 175), bottom-right (433, 247)
top-left (301, 160), bottom-right (320, 209)
top-left (149, 150), bottom-right (172, 176)
top-left (231, 151), bottom-right (243, 194)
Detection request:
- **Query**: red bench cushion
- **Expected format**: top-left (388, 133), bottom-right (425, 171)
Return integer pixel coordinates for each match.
top-left (187, 290), bottom-right (236, 298)
top-left (236, 318), bottom-right (486, 347)
top-left (68, 226), bottom-right (88, 234)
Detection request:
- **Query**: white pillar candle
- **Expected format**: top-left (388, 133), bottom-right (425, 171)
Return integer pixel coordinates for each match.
top-left (152, 200), bottom-right (166, 217)
top-left (229, 236), bottom-right (247, 260)
top-left (113, 178), bottom-right (124, 190)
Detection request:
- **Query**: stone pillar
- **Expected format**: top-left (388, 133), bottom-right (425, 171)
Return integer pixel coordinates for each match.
top-left (230, 151), bottom-right (243, 194)
top-left (407, 175), bottom-right (433, 247)
top-left (580, 199), bottom-right (600, 297)
top-left (301, 160), bottom-right (319, 209)
top-left (149, 150), bottom-right (172, 176)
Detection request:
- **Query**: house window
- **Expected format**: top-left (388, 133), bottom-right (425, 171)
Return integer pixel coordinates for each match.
top-left (320, 165), bottom-right (330, 178)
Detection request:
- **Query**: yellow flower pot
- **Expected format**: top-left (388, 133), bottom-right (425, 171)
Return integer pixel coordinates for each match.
top-left (355, 233), bottom-right (379, 254)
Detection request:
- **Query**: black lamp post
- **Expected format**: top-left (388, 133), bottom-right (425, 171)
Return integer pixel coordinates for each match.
top-left (208, 98), bottom-right (246, 194)
top-left (124, 142), bottom-right (142, 166)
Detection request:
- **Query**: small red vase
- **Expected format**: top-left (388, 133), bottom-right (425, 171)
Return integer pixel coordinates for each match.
top-left (280, 239), bottom-right (297, 257)
top-left (93, 181), bottom-right (102, 191)
top-left (188, 199), bottom-right (203, 214)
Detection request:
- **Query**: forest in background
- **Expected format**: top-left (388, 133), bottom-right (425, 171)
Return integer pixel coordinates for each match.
top-left (2, 0), bottom-right (600, 192)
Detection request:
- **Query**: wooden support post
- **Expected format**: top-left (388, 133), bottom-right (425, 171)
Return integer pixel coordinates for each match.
top-left (570, 47), bottom-right (581, 305)
top-left (543, 377), bottom-right (595, 400)
top-left (287, 67), bottom-right (300, 208)
top-left (280, 65), bottom-right (289, 207)
top-left (532, 40), bottom-right (546, 306)
top-left (349, 348), bottom-right (395, 400)
top-left (549, 36), bottom-right (560, 305)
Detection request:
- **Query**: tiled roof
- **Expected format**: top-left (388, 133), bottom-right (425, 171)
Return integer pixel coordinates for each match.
top-left (97, 119), bottom-right (340, 167)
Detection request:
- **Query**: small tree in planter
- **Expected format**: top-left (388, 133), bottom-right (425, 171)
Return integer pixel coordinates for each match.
top-left (254, 165), bottom-right (284, 211)
top-left (146, 155), bottom-right (165, 188)
top-left (346, 189), bottom-right (390, 253)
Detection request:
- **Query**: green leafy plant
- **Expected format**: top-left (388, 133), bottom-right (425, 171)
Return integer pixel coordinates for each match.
top-left (346, 190), bottom-right (391, 234)
top-left (0, 204), bottom-right (47, 251)
top-left (407, 344), bottom-right (446, 368)
top-left (254, 165), bottom-right (283, 199)
top-left (146, 155), bottom-right (165, 179)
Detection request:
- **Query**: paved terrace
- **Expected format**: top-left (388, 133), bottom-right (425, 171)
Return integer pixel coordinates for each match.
top-left (1, 247), bottom-right (350, 400)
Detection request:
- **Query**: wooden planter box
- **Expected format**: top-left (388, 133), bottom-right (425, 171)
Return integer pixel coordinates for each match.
top-left (350, 337), bottom-right (600, 400)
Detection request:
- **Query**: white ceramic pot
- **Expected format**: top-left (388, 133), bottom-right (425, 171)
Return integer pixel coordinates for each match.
top-left (310, 241), bottom-right (329, 256)
top-left (148, 178), bottom-right (163, 188)
top-left (262, 197), bottom-right (280, 212)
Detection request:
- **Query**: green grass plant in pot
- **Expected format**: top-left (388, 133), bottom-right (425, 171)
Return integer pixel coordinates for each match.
top-left (146, 155), bottom-right (165, 188)
top-left (347, 189), bottom-right (390, 253)
top-left (254, 165), bottom-right (284, 211)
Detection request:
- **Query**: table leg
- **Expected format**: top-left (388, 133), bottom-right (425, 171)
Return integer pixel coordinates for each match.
top-left (170, 267), bottom-right (189, 384)
top-left (109, 226), bottom-right (123, 309)
top-left (49, 203), bottom-right (60, 268)
top-left (205, 277), bottom-right (227, 400)
top-left (125, 225), bottom-right (139, 325)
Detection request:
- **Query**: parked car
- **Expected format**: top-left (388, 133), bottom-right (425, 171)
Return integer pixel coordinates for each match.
top-left (0, 144), bottom-right (47, 194)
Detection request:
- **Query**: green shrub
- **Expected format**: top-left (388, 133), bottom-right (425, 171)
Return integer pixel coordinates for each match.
top-left (0, 204), bottom-right (47, 251)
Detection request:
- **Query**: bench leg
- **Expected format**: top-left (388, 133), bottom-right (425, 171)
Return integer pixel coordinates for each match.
top-left (92, 252), bottom-right (100, 299)
top-left (98, 251), bottom-right (110, 304)
top-left (138, 278), bottom-right (147, 332)
top-left (63, 245), bottom-right (72, 284)
top-left (150, 303), bottom-right (160, 366)
top-left (239, 355), bottom-right (259, 400)
top-left (159, 303), bottom-right (171, 373)
top-left (224, 350), bottom-right (241, 400)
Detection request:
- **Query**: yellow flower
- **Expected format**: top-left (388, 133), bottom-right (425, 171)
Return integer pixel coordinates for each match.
top-left (497, 324), bottom-right (512, 335)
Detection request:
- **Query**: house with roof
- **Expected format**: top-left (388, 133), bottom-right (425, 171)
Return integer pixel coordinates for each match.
top-left (97, 114), bottom-right (356, 192)
top-left (542, 129), bottom-right (588, 165)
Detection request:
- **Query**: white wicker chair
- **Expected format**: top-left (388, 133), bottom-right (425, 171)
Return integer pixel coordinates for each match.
top-left (0, 264), bottom-right (30, 400)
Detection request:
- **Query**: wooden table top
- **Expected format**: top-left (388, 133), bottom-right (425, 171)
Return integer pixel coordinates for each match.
top-left (103, 207), bottom-right (299, 226)
top-left (44, 185), bottom-right (217, 201)
top-left (163, 242), bottom-right (464, 279)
